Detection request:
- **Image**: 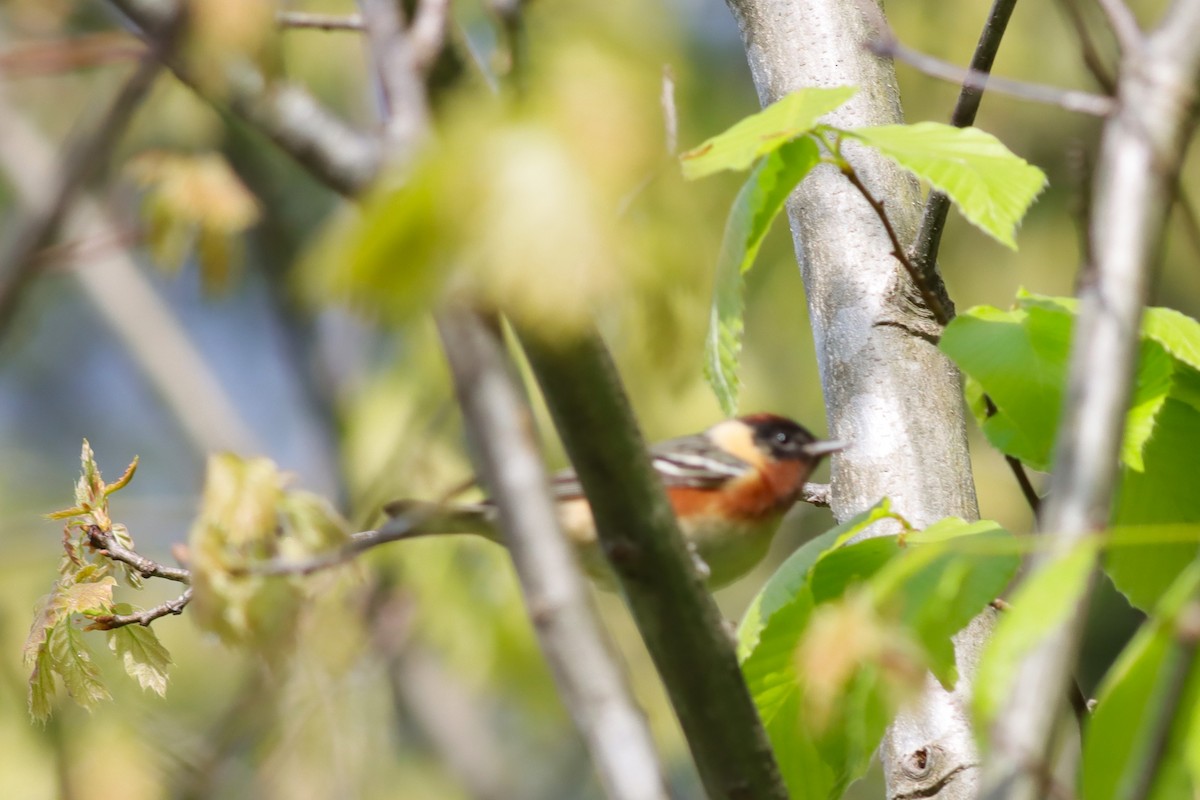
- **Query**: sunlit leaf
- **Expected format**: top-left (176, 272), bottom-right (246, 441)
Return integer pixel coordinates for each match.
top-left (705, 137), bottom-right (820, 414)
top-left (28, 646), bottom-right (55, 722)
top-left (108, 621), bottom-right (172, 697)
top-left (680, 87), bottom-right (856, 179)
top-left (845, 123), bottom-right (1046, 249)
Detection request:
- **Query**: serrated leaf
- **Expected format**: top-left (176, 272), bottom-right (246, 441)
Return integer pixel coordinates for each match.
top-left (974, 542), bottom-right (1098, 725)
top-left (28, 645), bottom-right (55, 722)
top-left (108, 625), bottom-right (171, 697)
top-left (76, 439), bottom-right (101, 507)
top-left (48, 621), bottom-right (110, 709)
top-left (845, 123), bottom-right (1046, 249)
top-left (680, 87), bottom-right (857, 179)
top-left (1143, 306), bottom-right (1200, 372)
top-left (705, 137), bottom-right (820, 414)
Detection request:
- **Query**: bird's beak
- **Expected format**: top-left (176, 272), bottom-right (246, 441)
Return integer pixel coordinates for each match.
top-left (803, 439), bottom-right (849, 458)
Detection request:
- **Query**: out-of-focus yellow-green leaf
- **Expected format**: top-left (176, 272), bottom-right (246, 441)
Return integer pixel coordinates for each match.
top-left (184, 0), bottom-right (277, 96)
top-left (128, 151), bottom-right (261, 292)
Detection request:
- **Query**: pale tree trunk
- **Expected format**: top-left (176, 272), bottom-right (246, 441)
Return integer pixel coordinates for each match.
top-left (724, 1), bottom-right (988, 797)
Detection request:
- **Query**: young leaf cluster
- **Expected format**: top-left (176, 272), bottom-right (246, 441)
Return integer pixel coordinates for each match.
top-left (680, 88), bottom-right (1047, 414)
top-left (736, 499), bottom-right (1020, 799)
top-left (24, 441), bottom-right (171, 721)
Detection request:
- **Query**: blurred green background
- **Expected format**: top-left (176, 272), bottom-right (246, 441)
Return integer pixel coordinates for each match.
top-left (0, 0), bottom-right (1189, 796)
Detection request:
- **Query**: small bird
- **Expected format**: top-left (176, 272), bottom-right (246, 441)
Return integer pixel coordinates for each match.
top-left (383, 413), bottom-right (845, 588)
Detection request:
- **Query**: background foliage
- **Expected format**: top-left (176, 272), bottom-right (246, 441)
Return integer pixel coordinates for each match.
top-left (2, 0), bottom-right (1196, 798)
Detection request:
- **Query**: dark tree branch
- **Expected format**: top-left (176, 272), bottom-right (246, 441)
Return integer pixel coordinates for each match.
top-left (519, 327), bottom-right (788, 800)
top-left (89, 589), bottom-right (193, 630)
top-left (1054, 0), bottom-right (1118, 93)
top-left (0, 29), bottom-right (168, 338)
top-left (86, 525), bottom-right (191, 584)
top-left (437, 310), bottom-right (671, 800)
top-left (982, 0), bottom-right (1200, 796)
top-left (910, 0), bottom-right (1020, 290)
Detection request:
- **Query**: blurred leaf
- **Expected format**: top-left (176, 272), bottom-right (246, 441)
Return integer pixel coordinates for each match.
top-left (104, 456), bottom-right (139, 496)
top-left (974, 542), bottom-right (1097, 725)
top-left (128, 151), bottom-right (260, 291)
top-left (61, 576), bottom-right (116, 614)
top-left (705, 137), bottom-right (820, 414)
top-left (1082, 561), bottom-right (1200, 800)
top-left (48, 622), bottom-right (110, 710)
top-left (738, 498), bottom-right (898, 660)
top-left (107, 621), bottom-right (172, 697)
top-left (844, 123), bottom-right (1047, 248)
top-left (810, 536), bottom-right (904, 605)
top-left (680, 87), bottom-right (856, 179)
top-left (28, 646), bottom-right (55, 722)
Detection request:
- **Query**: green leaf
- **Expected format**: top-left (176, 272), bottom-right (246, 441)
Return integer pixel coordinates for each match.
top-left (1082, 561), bottom-right (1200, 800)
top-left (1144, 306), bottom-right (1200, 372)
top-left (108, 623), bottom-right (171, 697)
top-left (844, 123), bottom-right (1046, 249)
top-left (48, 622), bottom-right (110, 710)
top-left (1110, 399), bottom-right (1200, 611)
top-left (680, 87), bottom-right (857, 179)
top-left (939, 303), bottom-right (1071, 470)
top-left (974, 542), bottom-right (1098, 725)
top-left (28, 645), bottom-right (55, 722)
top-left (705, 137), bottom-right (821, 414)
top-left (869, 519), bottom-right (1019, 687)
top-left (737, 499), bottom-right (898, 660)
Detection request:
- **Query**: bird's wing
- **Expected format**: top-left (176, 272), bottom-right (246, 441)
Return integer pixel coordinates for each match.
top-left (549, 433), bottom-right (752, 500)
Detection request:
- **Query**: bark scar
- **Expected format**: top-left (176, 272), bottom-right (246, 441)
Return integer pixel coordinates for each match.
top-left (889, 762), bottom-right (979, 800)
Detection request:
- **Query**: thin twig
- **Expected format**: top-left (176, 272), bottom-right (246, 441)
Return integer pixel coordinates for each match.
top-left (88, 589), bottom-right (193, 630)
top-left (839, 163), bottom-right (953, 326)
top-left (1054, 0), bottom-right (1118, 92)
top-left (276, 11), bottom-right (365, 31)
top-left (0, 33), bottom-right (144, 76)
top-left (910, 0), bottom-right (1020, 288)
top-left (86, 525), bottom-right (192, 584)
top-left (867, 37), bottom-right (1114, 117)
top-left (661, 65), bottom-right (678, 155)
top-left (0, 31), bottom-right (169, 338)
top-left (1095, 0), bottom-right (1143, 54)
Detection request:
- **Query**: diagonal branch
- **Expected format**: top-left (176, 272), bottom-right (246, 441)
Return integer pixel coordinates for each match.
top-left (88, 589), bottom-right (193, 630)
top-left (86, 525), bottom-right (191, 584)
top-left (106, 0), bottom-right (382, 195)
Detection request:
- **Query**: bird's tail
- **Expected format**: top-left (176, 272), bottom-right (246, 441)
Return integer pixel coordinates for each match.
top-left (380, 499), bottom-right (497, 541)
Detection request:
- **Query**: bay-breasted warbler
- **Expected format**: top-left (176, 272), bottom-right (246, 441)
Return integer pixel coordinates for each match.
top-left (384, 413), bottom-right (844, 588)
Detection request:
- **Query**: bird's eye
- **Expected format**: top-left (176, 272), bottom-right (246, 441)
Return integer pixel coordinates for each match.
top-left (774, 431), bottom-right (790, 444)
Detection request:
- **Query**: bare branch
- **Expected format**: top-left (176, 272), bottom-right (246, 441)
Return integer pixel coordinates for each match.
top-left (106, 0), bottom-right (382, 196)
top-left (1095, 0), bottom-right (1143, 54)
top-left (1053, 0), bottom-right (1118, 92)
top-left (89, 589), bottom-right (193, 629)
top-left (439, 310), bottom-right (671, 800)
top-left (410, 0), bottom-right (452, 74)
top-left (86, 525), bottom-right (191, 584)
top-left (0, 32), bottom-right (144, 76)
top-left (981, 2), bottom-right (1200, 796)
top-left (358, 0), bottom-right (431, 156)
top-left (276, 11), bottom-right (364, 32)
top-left (661, 65), bottom-right (678, 155)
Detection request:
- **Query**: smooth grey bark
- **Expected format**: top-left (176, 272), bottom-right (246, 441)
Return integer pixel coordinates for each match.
top-left (724, 1), bottom-right (986, 797)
